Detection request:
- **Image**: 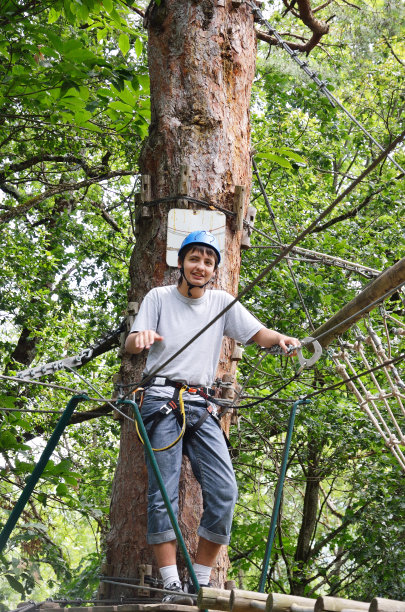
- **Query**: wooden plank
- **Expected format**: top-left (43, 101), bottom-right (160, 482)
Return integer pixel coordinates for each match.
top-left (233, 186), bottom-right (245, 232)
top-left (231, 589), bottom-right (268, 612)
top-left (267, 593), bottom-right (315, 612)
top-left (291, 606), bottom-right (314, 612)
top-left (370, 599), bottom-right (405, 612)
top-left (198, 586), bottom-right (231, 611)
top-left (315, 597), bottom-right (369, 612)
top-left (310, 257), bottom-right (405, 348)
top-left (241, 205), bottom-right (257, 249)
top-left (140, 175), bottom-right (152, 202)
top-left (178, 164), bottom-right (191, 195)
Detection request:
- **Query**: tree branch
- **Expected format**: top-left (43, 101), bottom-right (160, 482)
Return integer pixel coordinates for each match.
top-left (89, 200), bottom-right (134, 241)
top-left (0, 182), bottom-right (23, 201)
top-left (0, 170), bottom-right (136, 223)
top-left (313, 188), bottom-right (381, 232)
top-left (382, 36), bottom-right (404, 66)
top-left (313, 0), bottom-right (333, 14)
top-left (257, 0), bottom-right (330, 53)
top-left (310, 503), bottom-right (369, 558)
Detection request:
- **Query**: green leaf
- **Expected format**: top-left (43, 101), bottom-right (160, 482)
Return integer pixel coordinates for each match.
top-left (12, 64), bottom-right (26, 76)
top-left (0, 430), bottom-right (19, 450)
top-left (97, 27), bottom-right (107, 42)
top-left (59, 79), bottom-right (81, 98)
top-left (118, 33), bottom-right (130, 56)
top-left (5, 575), bottom-right (25, 595)
top-left (255, 153), bottom-right (292, 168)
top-left (56, 483), bottom-right (69, 496)
top-left (48, 7), bottom-right (61, 23)
top-left (109, 100), bottom-right (133, 113)
top-left (109, 8), bottom-right (122, 27)
top-left (116, 86), bottom-right (138, 107)
top-left (277, 149), bottom-right (306, 164)
top-left (134, 37), bottom-right (143, 57)
top-left (138, 108), bottom-right (151, 120)
top-left (83, 120), bottom-right (103, 132)
top-left (137, 74), bottom-right (150, 92)
top-left (64, 475), bottom-right (79, 486)
top-left (74, 109), bottom-right (93, 124)
top-left (103, 0), bottom-right (113, 13)
top-left (0, 394), bottom-right (16, 409)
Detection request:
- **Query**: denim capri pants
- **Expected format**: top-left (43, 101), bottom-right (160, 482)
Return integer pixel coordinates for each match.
top-left (141, 393), bottom-right (238, 546)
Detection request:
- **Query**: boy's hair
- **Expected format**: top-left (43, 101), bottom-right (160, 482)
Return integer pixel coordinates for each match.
top-left (178, 245), bottom-right (219, 285)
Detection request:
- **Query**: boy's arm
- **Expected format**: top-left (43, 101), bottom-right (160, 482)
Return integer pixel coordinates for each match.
top-left (125, 330), bottom-right (164, 354)
top-left (250, 327), bottom-right (300, 355)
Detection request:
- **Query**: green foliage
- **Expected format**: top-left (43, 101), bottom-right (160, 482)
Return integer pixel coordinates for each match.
top-left (229, 0), bottom-right (404, 597)
top-left (0, 0), bottom-right (147, 606)
top-left (1, 0), bottom-right (404, 606)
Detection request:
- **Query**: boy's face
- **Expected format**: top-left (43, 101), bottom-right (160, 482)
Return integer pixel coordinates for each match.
top-left (178, 248), bottom-right (217, 287)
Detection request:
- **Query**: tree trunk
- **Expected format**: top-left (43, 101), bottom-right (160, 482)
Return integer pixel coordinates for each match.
top-left (105, 0), bottom-right (256, 596)
top-left (291, 438), bottom-right (323, 594)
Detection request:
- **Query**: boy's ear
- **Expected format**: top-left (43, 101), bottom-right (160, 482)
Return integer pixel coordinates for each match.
top-left (177, 257), bottom-right (182, 269)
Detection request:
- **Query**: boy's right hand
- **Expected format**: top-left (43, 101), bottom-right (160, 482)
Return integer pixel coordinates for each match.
top-left (126, 330), bottom-right (164, 353)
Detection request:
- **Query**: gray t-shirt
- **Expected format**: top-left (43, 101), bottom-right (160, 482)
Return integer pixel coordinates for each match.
top-left (130, 285), bottom-right (263, 398)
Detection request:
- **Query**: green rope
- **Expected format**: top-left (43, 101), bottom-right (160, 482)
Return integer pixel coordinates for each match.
top-left (258, 398), bottom-right (311, 592)
top-left (0, 394), bottom-right (89, 555)
top-left (120, 399), bottom-right (200, 594)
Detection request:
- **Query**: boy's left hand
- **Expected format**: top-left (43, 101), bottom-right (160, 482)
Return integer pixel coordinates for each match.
top-left (279, 334), bottom-right (300, 356)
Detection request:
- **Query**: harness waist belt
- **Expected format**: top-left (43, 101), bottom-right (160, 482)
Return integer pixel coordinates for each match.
top-left (144, 376), bottom-right (215, 397)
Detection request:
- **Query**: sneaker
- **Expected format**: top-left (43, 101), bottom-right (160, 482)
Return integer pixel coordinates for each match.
top-left (187, 581), bottom-right (212, 595)
top-left (162, 581), bottom-right (194, 605)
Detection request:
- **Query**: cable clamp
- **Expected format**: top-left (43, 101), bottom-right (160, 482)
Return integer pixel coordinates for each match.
top-left (297, 337), bottom-right (323, 368)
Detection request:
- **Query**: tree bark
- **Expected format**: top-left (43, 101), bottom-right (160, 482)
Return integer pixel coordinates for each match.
top-left (106, 0), bottom-right (256, 596)
top-left (291, 439), bottom-right (323, 595)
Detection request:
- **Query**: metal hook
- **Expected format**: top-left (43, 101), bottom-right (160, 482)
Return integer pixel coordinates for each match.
top-left (297, 337), bottom-right (323, 368)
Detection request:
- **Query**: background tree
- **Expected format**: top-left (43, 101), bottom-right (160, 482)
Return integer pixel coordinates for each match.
top-left (0, 0), bottom-right (404, 608)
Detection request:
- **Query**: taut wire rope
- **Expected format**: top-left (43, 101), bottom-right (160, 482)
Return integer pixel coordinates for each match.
top-left (5, 153), bottom-right (404, 411)
top-left (252, 157), bottom-right (316, 332)
top-left (124, 132), bottom-right (405, 397)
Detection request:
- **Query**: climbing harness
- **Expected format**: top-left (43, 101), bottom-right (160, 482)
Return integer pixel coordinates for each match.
top-left (133, 384), bottom-right (186, 452)
top-left (134, 378), bottom-right (228, 452)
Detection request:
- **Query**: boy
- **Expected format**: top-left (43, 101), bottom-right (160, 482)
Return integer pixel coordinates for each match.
top-left (125, 230), bottom-right (300, 602)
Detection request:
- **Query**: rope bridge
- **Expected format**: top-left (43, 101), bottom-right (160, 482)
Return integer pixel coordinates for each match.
top-left (331, 311), bottom-right (405, 472)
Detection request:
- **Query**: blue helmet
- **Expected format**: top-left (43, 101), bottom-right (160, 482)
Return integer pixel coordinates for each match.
top-left (178, 230), bottom-right (221, 265)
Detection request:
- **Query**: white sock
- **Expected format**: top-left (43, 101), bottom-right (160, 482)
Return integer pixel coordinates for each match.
top-left (193, 563), bottom-right (212, 586)
top-left (160, 564), bottom-right (180, 588)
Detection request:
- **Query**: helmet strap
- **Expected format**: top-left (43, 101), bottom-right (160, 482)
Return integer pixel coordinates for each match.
top-left (180, 267), bottom-right (211, 297)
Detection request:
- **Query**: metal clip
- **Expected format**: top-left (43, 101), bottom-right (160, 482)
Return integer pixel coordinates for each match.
top-left (159, 403), bottom-right (172, 415)
top-left (297, 337), bottom-right (322, 368)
